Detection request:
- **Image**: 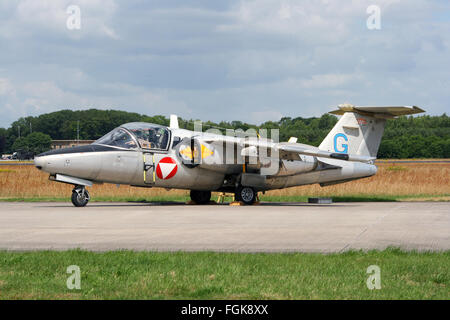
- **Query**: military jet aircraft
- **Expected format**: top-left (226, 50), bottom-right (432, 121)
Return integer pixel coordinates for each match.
top-left (34, 104), bottom-right (424, 207)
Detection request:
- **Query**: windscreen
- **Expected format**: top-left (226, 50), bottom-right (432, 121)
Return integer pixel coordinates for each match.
top-left (94, 128), bottom-right (138, 149)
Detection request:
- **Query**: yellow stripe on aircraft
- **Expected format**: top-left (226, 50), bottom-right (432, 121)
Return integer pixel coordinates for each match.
top-left (179, 144), bottom-right (214, 160)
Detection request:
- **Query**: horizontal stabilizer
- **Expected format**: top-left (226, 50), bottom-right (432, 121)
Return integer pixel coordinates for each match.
top-left (329, 104), bottom-right (425, 118)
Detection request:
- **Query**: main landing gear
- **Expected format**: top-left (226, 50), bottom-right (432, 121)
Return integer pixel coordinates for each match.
top-left (190, 186), bottom-right (257, 205)
top-left (71, 186), bottom-right (90, 207)
top-left (190, 190), bottom-right (211, 205)
top-left (234, 186), bottom-right (257, 205)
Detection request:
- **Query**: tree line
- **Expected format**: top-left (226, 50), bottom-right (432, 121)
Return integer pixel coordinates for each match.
top-left (0, 109), bottom-right (448, 158)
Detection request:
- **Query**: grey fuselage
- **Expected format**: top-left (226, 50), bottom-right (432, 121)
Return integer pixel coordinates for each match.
top-left (34, 123), bottom-right (377, 192)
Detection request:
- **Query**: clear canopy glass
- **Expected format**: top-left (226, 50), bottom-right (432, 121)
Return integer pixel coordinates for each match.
top-left (94, 128), bottom-right (138, 149)
top-left (121, 122), bottom-right (170, 150)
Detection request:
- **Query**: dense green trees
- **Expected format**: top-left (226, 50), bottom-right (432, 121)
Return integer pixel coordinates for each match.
top-left (377, 114), bottom-right (450, 158)
top-left (11, 132), bottom-right (52, 155)
top-left (0, 128), bottom-right (6, 155)
top-left (0, 109), bottom-right (449, 158)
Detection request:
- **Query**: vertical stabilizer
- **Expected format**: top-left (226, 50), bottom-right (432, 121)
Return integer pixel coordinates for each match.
top-left (319, 104), bottom-right (424, 158)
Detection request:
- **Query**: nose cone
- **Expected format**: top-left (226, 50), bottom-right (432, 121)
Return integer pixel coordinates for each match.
top-left (34, 156), bottom-right (45, 171)
top-left (371, 165), bottom-right (378, 176)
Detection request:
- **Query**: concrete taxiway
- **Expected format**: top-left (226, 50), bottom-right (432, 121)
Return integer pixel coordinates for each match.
top-left (0, 202), bottom-right (448, 252)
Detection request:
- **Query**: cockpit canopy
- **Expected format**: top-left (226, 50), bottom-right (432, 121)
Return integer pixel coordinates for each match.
top-left (94, 122), bottom-right (170, 150)
top-left (94, 128), bottom-right (137, 149)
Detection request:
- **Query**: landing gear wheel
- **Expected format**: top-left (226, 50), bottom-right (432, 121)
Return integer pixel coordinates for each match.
top-left (235, 186), bottom-right (257, 205)
top-left (71, 186), bottom-right (90, 207)
top-left (190, 190), bottom-right (211, 205)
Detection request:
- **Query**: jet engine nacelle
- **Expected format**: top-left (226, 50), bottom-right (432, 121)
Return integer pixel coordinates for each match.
top-left (275, 157), bottom-right (317, 177)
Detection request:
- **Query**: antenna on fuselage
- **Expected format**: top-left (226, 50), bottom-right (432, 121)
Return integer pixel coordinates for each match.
top-left (169, 114), bottom-right (179, 129)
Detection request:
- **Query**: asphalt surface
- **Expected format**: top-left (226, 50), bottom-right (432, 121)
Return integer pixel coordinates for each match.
top-left (0, 202), bottom-right (448, 252)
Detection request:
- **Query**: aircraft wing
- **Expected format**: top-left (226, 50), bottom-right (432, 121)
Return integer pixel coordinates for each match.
top-left (200, 136), bottom-right (375, 163)
top-left (275, 143), bottom-right (375, 162)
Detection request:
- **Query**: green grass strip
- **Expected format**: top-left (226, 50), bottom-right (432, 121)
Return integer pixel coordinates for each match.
top-left (0, 248), bottom-right (448, 299)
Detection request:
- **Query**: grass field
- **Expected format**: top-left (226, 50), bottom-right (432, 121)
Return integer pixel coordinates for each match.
top-left (1, 164), bottom-right (448, 300)
top-left (0, 249), bottom-right (448, 300)
top-left (0, 161), bottom-right (449, 202)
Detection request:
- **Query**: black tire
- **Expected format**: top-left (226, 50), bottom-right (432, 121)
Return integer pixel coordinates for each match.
top-left (71, 188), bottom-right (90, 207)
top-left (190, 190), bottom-right (211, 204)
top-left (235, 186), bottom-right (257, 205)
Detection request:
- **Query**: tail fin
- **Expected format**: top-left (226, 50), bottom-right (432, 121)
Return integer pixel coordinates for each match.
top-left (319, 104), bottom-right (425, 158)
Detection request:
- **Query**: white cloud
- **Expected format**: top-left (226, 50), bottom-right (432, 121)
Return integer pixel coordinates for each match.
top-left (250, 110), bottom-right (284, 124)
top-left (218, 0), bottom-right (361, 42)
top-left (0, 77), bottom-right (190, 126)
top-left (0, 0), bottom-right (449, 128)
top-left (298, 73), bottom-right (358, 89)
top-left (0, 0), bottom-right (118, 39)
top-left (0, 78), bottom-right (16, 96)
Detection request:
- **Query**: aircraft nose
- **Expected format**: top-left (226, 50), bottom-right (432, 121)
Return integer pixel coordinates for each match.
top-left (34, 156), bottom-right (44, 170)
top-left (34, 156), bottom-right (48, 171)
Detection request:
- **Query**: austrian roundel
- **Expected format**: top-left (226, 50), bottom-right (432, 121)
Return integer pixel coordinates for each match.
top-left (156, 157), bottom-right (178, 180)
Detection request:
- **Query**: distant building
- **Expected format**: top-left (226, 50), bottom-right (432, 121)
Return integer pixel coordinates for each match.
top-left (51, 140), bottom-right (95, 149)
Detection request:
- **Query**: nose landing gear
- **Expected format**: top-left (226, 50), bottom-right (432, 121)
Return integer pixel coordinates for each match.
top-left (71, 186), bottom-right (90, 207)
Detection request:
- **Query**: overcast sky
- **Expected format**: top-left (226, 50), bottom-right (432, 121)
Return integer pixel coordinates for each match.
top-left (0, 0), bottom-right (449, 128)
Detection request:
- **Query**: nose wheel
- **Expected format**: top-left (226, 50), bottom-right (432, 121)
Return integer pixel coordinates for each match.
top-left (235, 186), bottom-right (257, 205)
top-left (71, 186), bottom-right (90, 207)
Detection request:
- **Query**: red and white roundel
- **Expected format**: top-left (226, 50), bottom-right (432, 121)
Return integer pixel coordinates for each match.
top-left (156, 157), bottom-right (178, 180)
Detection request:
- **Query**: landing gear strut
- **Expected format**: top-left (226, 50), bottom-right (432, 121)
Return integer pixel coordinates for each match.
top-left (235, 186), bottom-right (257, 205)
top-left (71, 186), bottom-right (90, 207)
top-left (190, 190), bottom-right (211, 204)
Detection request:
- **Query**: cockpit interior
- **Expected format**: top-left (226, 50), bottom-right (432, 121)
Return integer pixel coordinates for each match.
top-left (94, 123), bottom-right (170, 150)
